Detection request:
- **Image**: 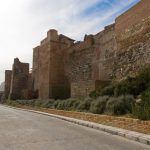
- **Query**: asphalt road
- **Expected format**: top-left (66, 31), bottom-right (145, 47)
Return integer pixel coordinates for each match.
top-left (0, 105), bottom-right (149, 150)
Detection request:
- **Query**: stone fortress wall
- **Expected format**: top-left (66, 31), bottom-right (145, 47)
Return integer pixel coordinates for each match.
top-left (4, 0), bottom-right (150, 100)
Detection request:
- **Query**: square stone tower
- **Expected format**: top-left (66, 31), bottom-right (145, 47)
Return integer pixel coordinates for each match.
top-left (32, 29), bottom-right (74, 99)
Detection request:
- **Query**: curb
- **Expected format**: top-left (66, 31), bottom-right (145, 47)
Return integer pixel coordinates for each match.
top-left (3, 105), bottom-right (150, 145)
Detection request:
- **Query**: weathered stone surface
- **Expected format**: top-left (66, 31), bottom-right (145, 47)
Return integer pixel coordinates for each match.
top-left (114, 15), bottom-right (150, 79)
top-left (115, 0), bottom-right (150, 38)
top-left (92, 24), bottom-right (117, 81)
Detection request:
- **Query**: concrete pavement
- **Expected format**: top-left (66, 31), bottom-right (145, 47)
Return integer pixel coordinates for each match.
top-left (0, 105), bottom-right (149, 150)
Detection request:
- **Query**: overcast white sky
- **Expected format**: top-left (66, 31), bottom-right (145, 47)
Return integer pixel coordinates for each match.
top-left (0, 0), bottom-right (140, 83)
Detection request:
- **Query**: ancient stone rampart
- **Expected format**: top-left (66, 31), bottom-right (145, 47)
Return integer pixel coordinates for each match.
top-left (31, 0), bottom-right (150, 98)
top-left (4, 0), bottom-right (150, 99)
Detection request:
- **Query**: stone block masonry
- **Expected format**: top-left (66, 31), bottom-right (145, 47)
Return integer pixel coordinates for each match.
top-left (4, 0), bottom-right (150, 99)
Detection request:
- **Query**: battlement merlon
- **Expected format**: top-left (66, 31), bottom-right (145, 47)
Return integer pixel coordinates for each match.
top-left (47, 29), bottom-right (59, 41)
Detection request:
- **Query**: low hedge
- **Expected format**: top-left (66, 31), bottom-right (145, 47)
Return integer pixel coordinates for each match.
top-left (8, 95), bottom-right (136, 117)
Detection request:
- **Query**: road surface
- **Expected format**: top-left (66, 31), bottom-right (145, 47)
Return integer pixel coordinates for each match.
top-left (0, 105), bottom-right (149, 150)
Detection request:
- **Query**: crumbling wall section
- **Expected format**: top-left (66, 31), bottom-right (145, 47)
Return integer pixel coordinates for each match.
top-left (9, 58), bottom-right (29, 100)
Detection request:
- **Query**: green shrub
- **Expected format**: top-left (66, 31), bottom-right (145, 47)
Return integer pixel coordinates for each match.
top-left (27, 100), bottom-right (36, 106)
top-left (77, 98), bottom-right (92, 112)
top-left (34, 100), bottom-right (45, 107)
top-left (114, 67), bottom-right (150, 96)
top-left (63, 98), bottom-right (80, 110)
top-left (133, 90), bottom-right (150, 120)
top-left (89, 85), bottom-right (114, 98)
top-left (16, 100), bottom-right (36, 106)
top-left (40, 99), bottom-right (54, 108)
top-left (123, 95), bottom-right (135, 113)
top-left (90, 96), bottom-right (109, 114)
top-left (89, 88), bottom-right (101, 99)
top-left (106, 97), bottom-right (125, 115)
top-left (114, 77), bottom-right (141, 97)
top-left (106, 95), bottom-right (135, 115)
top-left (100, 85), bottom-right (115, 96)
top-left (56, 100), bottom-right (65, 109)
top-left (71, 100), bottom-right (80, 110)
top-left (6, 100), bottom-right (18, 106)
top-left (52, 100), bottom-right (60, 109)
